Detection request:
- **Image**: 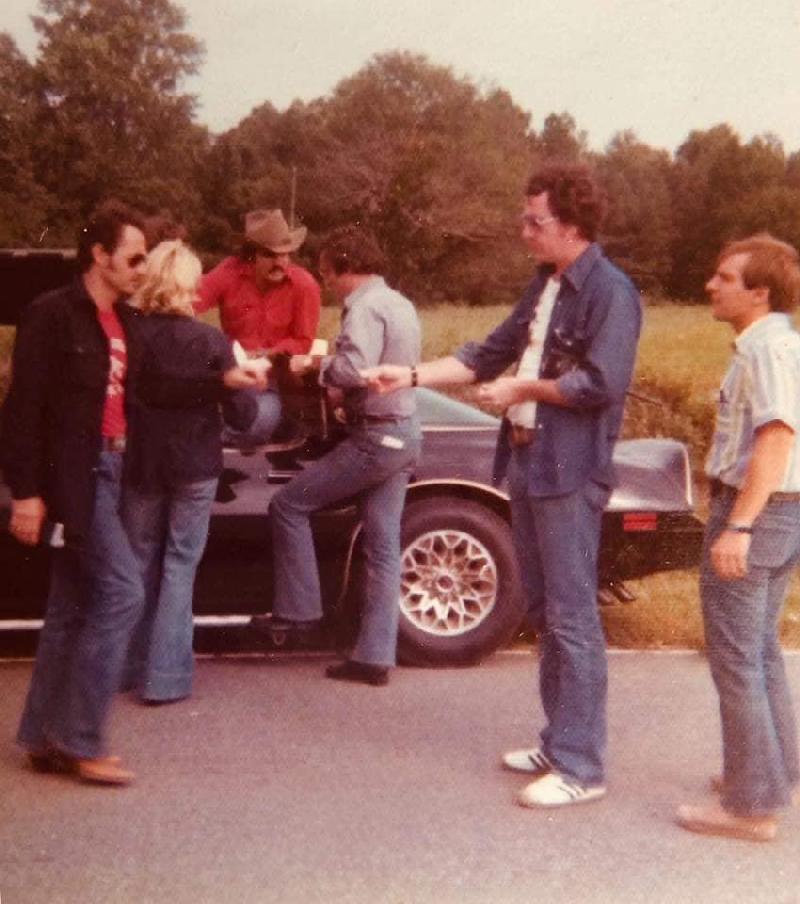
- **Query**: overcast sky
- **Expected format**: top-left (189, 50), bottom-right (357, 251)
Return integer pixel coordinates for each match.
top-left (3, 0), bottom-right (800, 154)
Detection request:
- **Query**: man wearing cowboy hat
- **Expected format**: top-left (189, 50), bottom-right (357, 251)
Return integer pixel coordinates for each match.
top-left (196, 208), bottom-right (321, 444)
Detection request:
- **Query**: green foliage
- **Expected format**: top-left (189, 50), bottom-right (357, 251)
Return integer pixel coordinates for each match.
top-left (0, 33), bottom-right (54, 243)
top-left (3, 4), bottom-right (800, 305)
top-left (21, 0), bottom-right (208, 235)
top-left (669, 126), bottom-right (796, 298)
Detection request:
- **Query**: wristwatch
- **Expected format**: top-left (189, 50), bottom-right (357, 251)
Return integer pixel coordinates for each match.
top-left (725, 522), bottom-right (754, 534)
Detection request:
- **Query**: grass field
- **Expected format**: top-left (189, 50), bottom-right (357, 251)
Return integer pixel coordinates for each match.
top-left (2, 302), bottom-right (799, 648)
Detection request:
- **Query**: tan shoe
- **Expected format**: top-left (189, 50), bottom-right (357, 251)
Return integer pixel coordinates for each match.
top-left (72, 755), bottom-right (134, 786)
top-left (676, 800), bottom-right (777, 842)
top-left (710, 775), bottom-right (800, 806)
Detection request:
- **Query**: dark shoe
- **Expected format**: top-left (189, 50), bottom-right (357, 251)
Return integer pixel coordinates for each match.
top-left (676, 800), bottom-right (777, 842)
top-left (27, 749), bottom-right (71, 774)
top-left (325, 660), bottom-right (389, 687)
top-left (140, 696), bottom-right (188, 707)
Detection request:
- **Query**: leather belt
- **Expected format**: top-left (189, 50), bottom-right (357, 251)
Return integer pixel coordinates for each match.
top-left (508, 424), bottom-right (535, 448)
top-left (709, 477), bottom-right (800, 503)
top-left (101, 436), bottom-right (126, 453)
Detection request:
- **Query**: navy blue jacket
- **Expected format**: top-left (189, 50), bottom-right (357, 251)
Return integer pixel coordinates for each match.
top-left (455, 244), bottom-right (641, 497)
top-left (124, 314), bottom-right (256, 492)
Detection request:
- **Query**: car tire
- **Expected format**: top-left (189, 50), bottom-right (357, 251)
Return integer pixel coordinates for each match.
top-left (396, 497), bottom-right (524, 667)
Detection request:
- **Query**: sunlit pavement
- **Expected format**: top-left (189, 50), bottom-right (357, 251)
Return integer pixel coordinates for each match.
top-left (2, 650), bottom-right (799, 904)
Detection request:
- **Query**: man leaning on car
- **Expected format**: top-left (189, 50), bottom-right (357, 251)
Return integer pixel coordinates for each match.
top-left (256, 225), bottom-right (422, 687)
top-left (364, 163), bottom-right (642, 808)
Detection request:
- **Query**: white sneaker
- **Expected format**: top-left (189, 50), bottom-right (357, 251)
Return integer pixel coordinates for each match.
top-left (517, 771), bottom-right (607, 809)
top-left (501, 746), bottom-right (553, 775)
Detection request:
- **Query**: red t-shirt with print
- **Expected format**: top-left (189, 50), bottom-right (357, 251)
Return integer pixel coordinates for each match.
top-left (97, 308), bottom-right (127, 438)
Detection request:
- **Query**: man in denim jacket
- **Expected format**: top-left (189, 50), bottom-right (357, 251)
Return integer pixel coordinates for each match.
top-left (365, 164), bottom-right (641, 807)
top-left (677, 235), bottom-right (800, 842)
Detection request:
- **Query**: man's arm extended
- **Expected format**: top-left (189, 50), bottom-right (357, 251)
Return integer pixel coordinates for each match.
top-left (711, 421), bottom-right (795, 580)
top-left (362, 356), bottom-right (477, 392)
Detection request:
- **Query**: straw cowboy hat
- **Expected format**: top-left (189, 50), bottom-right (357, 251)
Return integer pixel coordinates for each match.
top-left (244, 209), bottom-right (307, 254)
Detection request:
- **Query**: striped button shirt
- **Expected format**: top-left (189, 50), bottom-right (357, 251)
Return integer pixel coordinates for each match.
top-left (706, 312), bottom-right (800, 490)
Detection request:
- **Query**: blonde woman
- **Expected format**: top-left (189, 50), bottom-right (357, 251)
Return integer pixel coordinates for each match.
top-left (123, 240), bottom-right (262, 703)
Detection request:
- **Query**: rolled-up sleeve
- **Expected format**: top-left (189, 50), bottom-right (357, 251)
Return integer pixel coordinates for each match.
top-left (750, 337), bottom-right (800, 433)
top-left (453, 301), bottom-right (528, 382)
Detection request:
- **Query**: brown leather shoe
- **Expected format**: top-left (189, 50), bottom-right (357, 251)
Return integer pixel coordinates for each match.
top-left (676, 800), bottom-right (778, 842)
top-left (710, 775), bottom-right (800, 806)
top-left (27, 750), bottom-right (71, 774)
top-left (72, 755), bottom-right (134, 786)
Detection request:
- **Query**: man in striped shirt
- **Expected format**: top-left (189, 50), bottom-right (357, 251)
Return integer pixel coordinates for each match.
top-left (677, 234), bottom-right (800, 842)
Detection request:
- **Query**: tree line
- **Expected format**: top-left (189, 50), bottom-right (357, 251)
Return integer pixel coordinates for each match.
top-left (3, 0), bottom-right (800, 303)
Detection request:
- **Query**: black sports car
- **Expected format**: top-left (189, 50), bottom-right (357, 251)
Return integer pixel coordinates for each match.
top-left (0, 248), bottom-right (704, 664)
top-left (0, 386), bottom-right (703, 664)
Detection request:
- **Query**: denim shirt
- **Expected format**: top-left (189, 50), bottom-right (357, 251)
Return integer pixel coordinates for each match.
top-left (321, 276), bottom-right (421, 420)
top-left (455, 243), bottom-right (641, 497)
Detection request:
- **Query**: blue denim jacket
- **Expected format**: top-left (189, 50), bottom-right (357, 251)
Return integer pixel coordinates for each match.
top-left (455, 243), bottom-right (641, 497)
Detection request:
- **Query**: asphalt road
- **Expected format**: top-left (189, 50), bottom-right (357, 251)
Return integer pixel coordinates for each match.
top-left (2, 650), bottom-right (799, 904)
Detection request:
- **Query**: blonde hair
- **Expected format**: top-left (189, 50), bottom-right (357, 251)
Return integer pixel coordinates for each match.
top-left (133, 240), bottom-right (202, 316)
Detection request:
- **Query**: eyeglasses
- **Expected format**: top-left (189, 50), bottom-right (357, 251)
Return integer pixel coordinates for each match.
top-left (126, 253), bottom-right (147, 268)
top-left (521, 214), bottom-right (557, 231)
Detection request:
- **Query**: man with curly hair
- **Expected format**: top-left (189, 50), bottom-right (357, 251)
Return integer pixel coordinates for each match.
top-left (364, 164), bottom-right (641, 807)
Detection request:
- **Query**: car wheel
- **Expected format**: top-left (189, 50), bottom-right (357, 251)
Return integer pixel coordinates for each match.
top-left (396, 497), bottom-right (524, 667)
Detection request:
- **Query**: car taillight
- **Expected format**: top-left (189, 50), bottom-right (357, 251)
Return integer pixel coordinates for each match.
top-left (623, 512), bottom-right (658, 532)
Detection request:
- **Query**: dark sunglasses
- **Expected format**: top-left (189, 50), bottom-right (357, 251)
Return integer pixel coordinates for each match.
top-left (126, 253), bottom-right (147, 267)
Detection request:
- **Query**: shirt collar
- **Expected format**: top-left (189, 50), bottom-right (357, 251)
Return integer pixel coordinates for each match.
top-left (734, 312), bottom-right (792, 351)
top-left (344, 275), bottom-right (386, 310)
top-left (558, 242), bottom-right (603, 292)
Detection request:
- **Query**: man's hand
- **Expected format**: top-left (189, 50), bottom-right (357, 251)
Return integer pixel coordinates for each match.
top-left (289, 354), bottom-right (322, 377)
top-left (360, 365), bottom-right (412, 394)
top-left (223, 365), bottom-right (267, 391)
top-left (477, 377), bottom-right (524, 410)
top-left (10, 496), bottom-right (47, 546)
top-left (710, 530), bottom-right (751, 581)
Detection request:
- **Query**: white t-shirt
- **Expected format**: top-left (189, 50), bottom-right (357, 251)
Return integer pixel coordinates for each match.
top-left (508, 276), bottom-right (560, 428)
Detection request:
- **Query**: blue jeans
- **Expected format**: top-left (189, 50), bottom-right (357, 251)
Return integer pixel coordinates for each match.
top-left (223, 388), bottom-right (282, 445)
top-left (271, 417), bottom-right (421, 667)
top-left (507, 446), bottom-right (608, 786)
top-left (17, 451), bottom-right (145, 759)
top-left (122, 478), bottom-right (218, 701)
top-left (700, 491), bottom-right (800, 816)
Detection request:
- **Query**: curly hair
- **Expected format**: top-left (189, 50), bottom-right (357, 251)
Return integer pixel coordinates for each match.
top-left (132, 240), bottom-right (202, 317)
top-left (526, 164), bottom-right (607, 241)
